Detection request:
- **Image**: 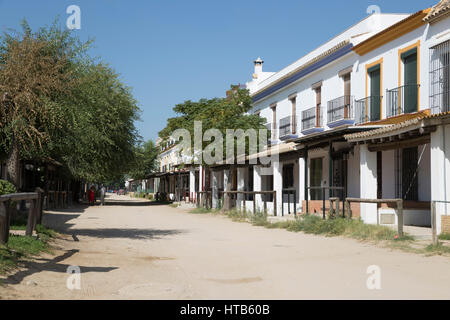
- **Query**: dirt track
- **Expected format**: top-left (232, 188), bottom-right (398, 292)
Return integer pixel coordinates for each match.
top-left (1, 194), bottom-right (450, 300)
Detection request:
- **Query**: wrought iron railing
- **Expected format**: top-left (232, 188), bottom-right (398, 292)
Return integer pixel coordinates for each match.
top-left (279, 116), bottom-right (291, 138)
top-left (302, 106), bottom-right (322, 131)
top-left (354, 96), bottom-right (383, 124)
top-left (429, 40), bottom-right (450, 114)
top-left (278, 116), bottom-right (299, 138)
top-left (327, 95), bottom-right (354, 123)
top-left (386, 84), bottom-right (420, 118)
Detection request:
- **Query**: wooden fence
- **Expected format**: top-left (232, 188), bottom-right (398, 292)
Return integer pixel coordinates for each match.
top-left (0, 188), bottom-right (44, 244)
top-left (196, 190), bottom-right (278, 216)
top-left (345, 198), bottom-right (404, 236)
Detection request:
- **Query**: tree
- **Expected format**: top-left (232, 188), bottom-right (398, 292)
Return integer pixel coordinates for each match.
top-left (60, 62), bottom-right (140, 182)
top-left (129, 140), bottom-right (159, 180)
top-left (0, 20), bottom-right (141, 187)
top-left (0, 20), bottom-right (88, 188)
top-left (159, 85), bottom-right (267, 154)
top-left (159, 85), bottom-right (267, 209)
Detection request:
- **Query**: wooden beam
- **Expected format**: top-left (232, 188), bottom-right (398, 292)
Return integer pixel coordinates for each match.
top-left (368, 136), bottom-right (430, 152)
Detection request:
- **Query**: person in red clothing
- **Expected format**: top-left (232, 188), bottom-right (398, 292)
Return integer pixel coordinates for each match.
top-left (88, 186), bottom-right (95, 205)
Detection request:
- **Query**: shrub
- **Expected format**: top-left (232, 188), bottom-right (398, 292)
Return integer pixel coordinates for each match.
top-left (0, 180), bottom-right (16, 196)
top-left (250, 210), bottom-right (268, 226)
top-left (439, 233), bottom-right (450, 240)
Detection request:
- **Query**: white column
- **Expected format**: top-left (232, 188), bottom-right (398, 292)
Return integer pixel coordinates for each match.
top-left (431, 125), bottom-right (450, 235)
top-left (199, 165), bottom-right (204, 191)
top-left (360, 144), bottom-right (378, 224)
top-left (273, 161), bottom-right (283, 216)
top-left (189, 167), bottom-right (195, 202)
top-left (212, 170), bottom-right (219, 209)
top-left (299, 157), bottom-right (306, 212)
top-left (254, 166), bottom-right (262, 210)
top-left (237, 167), bottom-right (246, 210)
top-left (223, 169), bottom-right (232, 210)
top-left (224, 169), bottom-right (231, 192)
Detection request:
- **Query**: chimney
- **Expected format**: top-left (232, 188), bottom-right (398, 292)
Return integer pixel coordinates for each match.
top-left (253, 57), bottom-right (264, 79)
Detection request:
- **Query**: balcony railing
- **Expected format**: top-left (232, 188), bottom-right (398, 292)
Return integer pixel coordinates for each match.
top-left (279, 116), bottom-right (291, 138)
top-left (386, 84), bottom-right (420, 118)
top-left (327, 95), bottom-right (354, 124)
top-left (354, 96), bottom-right (383, 124)
top-left (429, 40), bottom-right (450, 114)
top-left (278, 116), bottom-right (299, 139)
top-left (302, 106), bottom-right (322, 132)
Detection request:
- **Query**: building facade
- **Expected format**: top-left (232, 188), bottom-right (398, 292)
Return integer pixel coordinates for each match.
top-left (186, 0), bottom-right (450, 234)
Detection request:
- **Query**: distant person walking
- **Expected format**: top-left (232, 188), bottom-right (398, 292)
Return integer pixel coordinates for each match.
top-left (100, 185), bottom-right (106, 206)
top-left (88, 186), bottom-right (95, 206)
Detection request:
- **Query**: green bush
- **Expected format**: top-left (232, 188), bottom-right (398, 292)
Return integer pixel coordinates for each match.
top-left (0, 179), bottom-right (16, 196)
top-left (282, 215), bottom-right (411, 241)
top-left (439, 233), bottom-right (450, 240)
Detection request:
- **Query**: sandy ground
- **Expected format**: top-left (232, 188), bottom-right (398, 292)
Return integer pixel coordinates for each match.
top-left (1, 194), bottom-right (450, 300)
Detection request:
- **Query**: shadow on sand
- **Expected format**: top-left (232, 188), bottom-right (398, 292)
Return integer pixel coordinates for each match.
top-left (2, 249), bottom-right (118, 285)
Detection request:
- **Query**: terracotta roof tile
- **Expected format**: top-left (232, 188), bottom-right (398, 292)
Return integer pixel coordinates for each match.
top-left (424, 0), bottom-right (450, 23)
top-left (344, 111), bottom-right (450, 141)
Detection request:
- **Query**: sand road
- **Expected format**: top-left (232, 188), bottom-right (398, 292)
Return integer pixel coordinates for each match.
top-left (1, 194), bottom-right (450, 300)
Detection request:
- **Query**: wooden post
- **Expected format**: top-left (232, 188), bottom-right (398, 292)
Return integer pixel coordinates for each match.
top-left (335, 198), bottom-right (340, 217)
top-left (263, 194), bottom-right (267, 214)
top-left (273, 191), bottom-right (277, 217)
top-left (242, 193), bottom-right (246, 214)
top-left (345, 200), bottom-right (351, 219)
top-left (322, 188), bottom-right (326, 220)
top-left (397, 200), bottom-right (404, 237)
top-left (253, 194), bottom-right (256, 215)
top-left (432, 201), bottom-right (438, 246)
top-left (294, 191), bottom-right (297, 217)
top-left (26, 199), bottom-right (36, 236)
top-left (0, 201), bottom-right (11, 244)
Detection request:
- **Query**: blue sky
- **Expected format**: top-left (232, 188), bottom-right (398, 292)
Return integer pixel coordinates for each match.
top-left (0, 0), bottom-right (434, 141)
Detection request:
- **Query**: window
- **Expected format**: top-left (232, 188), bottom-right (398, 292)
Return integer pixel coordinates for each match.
top-left (395, 147), bottom-right (419, 201)
top-left (430, 40), bottom-right (450, 114)
top-left (402, 48), bottom-right (418, 113)
top-left (310, 158), bottom-right (323, 200)
top-left (368, 64), bottom-right (381, 121)
top-left (315, 87), bottom-right (322, 127)
top-left (343, 73), bottom-right (351, 118)
top-left (282, 164), bottom-right (294, 189)
top-left (402, 147), bottom-right (419, 201)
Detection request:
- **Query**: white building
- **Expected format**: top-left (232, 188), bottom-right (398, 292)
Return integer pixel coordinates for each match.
top-left (199, 0), bottom-right (450, 235)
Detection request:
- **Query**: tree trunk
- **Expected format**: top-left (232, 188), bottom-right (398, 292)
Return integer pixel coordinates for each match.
top-left (6, 139), bottom-right (20, 189)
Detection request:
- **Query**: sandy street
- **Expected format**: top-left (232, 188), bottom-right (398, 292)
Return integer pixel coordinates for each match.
top-left (1, 194), bottom-right (450, 300)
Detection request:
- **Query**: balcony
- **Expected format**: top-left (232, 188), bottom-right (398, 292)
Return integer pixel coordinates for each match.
top-left (278, 116), bottom-right (299, 140)
top-left (354, 96), bottom-right (383, 124)
top-left (327, 95), bottom-right (354, 128)
top-left (386, 84), bottom-right (420, 118)
top-left (301, 106), bottom-right (323, 135)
